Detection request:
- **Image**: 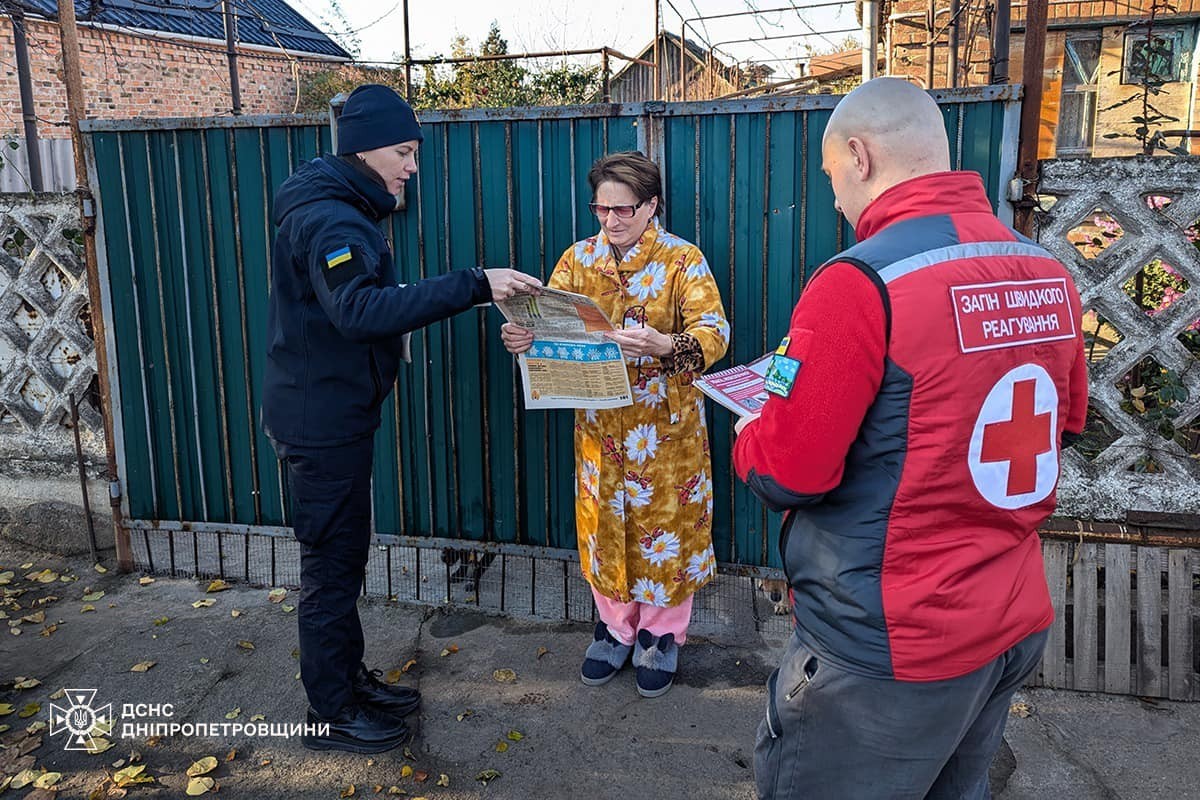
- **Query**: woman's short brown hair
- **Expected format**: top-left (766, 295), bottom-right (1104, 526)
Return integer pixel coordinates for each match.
top-left (587, 151), bottom-right (663, 216)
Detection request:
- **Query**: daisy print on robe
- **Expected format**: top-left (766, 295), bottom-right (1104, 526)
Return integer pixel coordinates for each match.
top-left (548, 216), bottom-right (728, 606)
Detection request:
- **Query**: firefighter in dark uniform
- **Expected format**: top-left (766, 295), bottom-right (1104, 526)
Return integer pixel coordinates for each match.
top-left (263, 84), bottom-right (542, 754)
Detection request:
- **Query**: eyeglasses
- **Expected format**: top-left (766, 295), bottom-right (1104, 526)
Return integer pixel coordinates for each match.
top-left (589, 200), bottom-right (646, 220)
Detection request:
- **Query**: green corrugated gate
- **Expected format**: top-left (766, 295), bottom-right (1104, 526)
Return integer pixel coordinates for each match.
top-left (84, 88), bottom-right (1020, 571)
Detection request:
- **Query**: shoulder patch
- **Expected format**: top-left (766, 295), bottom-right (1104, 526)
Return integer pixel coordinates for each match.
top-left (323, 244), bottom-right (367, 291)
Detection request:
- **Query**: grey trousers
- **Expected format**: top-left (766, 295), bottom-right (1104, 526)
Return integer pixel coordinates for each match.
top-left (755, 627), bottom-right (1048, 800)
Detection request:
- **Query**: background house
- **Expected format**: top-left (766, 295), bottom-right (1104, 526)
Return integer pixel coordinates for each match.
top-left (1, 0), bottom-right (349, 189)
top-left (605, 30), bottom-right (771, 103)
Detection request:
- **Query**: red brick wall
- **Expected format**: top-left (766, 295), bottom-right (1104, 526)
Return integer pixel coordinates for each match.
top-left (1, 17), bottom-right (336, 139)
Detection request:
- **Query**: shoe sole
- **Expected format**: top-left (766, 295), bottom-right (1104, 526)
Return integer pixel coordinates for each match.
top-left (301, 731), bottom-right (411, 754)
top-left (580, 670), bottom-right (620, 687)
top-left (637, 681), bottom-right (674, 698)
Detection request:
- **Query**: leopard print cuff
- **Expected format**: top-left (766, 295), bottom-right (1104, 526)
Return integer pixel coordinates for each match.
top-left (660, 333), bottom-right (705, 377)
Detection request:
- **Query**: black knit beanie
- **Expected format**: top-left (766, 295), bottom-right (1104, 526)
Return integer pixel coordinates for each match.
top-left (336, 84), bottom-right (424, 156)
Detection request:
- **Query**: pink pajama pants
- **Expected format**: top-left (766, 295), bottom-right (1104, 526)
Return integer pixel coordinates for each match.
top-left (591, 587), bottom-right (694, 646)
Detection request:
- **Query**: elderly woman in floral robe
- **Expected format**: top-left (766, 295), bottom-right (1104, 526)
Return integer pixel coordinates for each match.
top-left (502, 152), bottom-right (729, 697)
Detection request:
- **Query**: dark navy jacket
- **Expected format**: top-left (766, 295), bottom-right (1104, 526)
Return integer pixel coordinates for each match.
top-left (263, 155), bottom-right (492, 447)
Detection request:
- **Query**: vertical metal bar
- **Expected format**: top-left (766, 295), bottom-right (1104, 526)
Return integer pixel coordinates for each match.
top-left (500, 553), bottom-right (507, 612)
top-left (569, 120), bottom-right (578, 241)
top-left (862, 0), bottom-right (879, 80)
top-left (505, 121), bottom-right (518, 544)
top-left (221, 0), bottom-right (242, 114)
top-left (143, 529), bottom-right (154, 572)
top-left (956, 104), bottom-right (965, 171)
top-left (991, 0), bottom-right (1012, 84)
top-left (11, 11), bottom-right (43, 192)
top-left (531, 557), bottom-right (537, 616)
top-left (412, 130), bottom-right (434, 535)
top-left (386, 545), bottom-right (394, 598)
top-left (402, 0), bottom-right (413, 100)
top-left (270, 535), bottom-right (277, 586)
top-left (474, 123), bottom-right (494, 541)
top-left (760, 113), bottom-right (772, 560)
top-left (926, 0), bottom-right (937, 89)
top-left (263, 132), bottom-right (287, 522)
top-left (562, 559), bottom-right (569, 619)
top-left (199, 133), bottom-right (237, 525)
top-left (70, 393), bottom-right (99, 564)
top-left (537, 121), bottom-right (548, 546)
top-left (799, 112), bottom-right (808, 284)
top-left (694, 116), bottom-right (701, 242)
top-left (144, 135), bottom-right (185, 528)
top-left (173, 131), bottom-right (210, 522)
top-left (444, 555), bottom-right (451, 603)
top-left (726, 115), bottom-right (738, 564)
top-left (948, 0), bottom-right (960, 87)
top-left (227, 130), bottom-right (263, 526)
top-left (443, 126), bottom-right (461, 538)
top-left (116, 136), bottom-right (159, 516)
top-left (415, 548), bottom-right (422, 601)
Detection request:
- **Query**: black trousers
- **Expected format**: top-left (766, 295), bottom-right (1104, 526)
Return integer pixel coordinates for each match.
top-left (275, 436), bottom-right (375, 718)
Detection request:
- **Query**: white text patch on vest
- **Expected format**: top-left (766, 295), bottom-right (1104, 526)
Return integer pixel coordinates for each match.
top-left (951, 278), bottom-right (1076, 353)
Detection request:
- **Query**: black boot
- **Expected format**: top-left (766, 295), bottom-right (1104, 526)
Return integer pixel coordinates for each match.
top-left (352, 664), bottom-right (421, 717)
top-left (302, 703), bottom-right (410, 754)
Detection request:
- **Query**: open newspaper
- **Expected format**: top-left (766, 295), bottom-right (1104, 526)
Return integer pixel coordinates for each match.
top-left (694, 353), bottom-right (774, 417)
top-left (494, 287), bottom-right (633, 410)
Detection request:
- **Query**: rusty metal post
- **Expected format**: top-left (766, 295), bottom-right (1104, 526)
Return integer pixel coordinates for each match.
top-left (948, 0), bottom-right (960, 87)
top-left (991, 0), bottom-right (1012, 83)
top-left (56, 0), bottom-right (131, 570)
top-left (863, 0), bottom-right (879, 80)
top-left (654, 0), bottom-right (662, 100)
top-left (1014, 0), bottom-right (1047, 235)
top-left (221, 0), bottom-right (242, 114)
top-left (926, 0), bottom-right (937, 88)
top-left (11, 10), bottom-right (44, 192)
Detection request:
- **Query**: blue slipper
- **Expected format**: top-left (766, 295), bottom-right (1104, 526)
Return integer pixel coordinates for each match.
top-left (633, 629), bottom-right (678, 698)
top-left (581, 621), bottom-right (632, 686)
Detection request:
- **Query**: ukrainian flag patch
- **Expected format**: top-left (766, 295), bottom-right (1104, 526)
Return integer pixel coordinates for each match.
top-left (325, 246), bottom-right (352, 269)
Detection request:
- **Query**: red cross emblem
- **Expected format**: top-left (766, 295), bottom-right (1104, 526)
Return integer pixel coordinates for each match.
top-left (979, 379), bottom-right (1053, 496)
top-left (968, 365), bottom-right (1060, 509)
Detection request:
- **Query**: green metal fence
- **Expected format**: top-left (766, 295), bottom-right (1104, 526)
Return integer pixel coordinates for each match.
top-left (84, 88), bottom-right (1020, 573)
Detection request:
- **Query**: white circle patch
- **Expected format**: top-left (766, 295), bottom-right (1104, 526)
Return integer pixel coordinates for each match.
top-left (968, 363), bottom-right (1060, 510)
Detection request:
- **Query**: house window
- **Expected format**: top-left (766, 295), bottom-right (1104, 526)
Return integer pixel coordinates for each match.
top-left (1121, 26), bottom-right (1193, 84)
top-left (1056, 34), bottom-right (1102, 157)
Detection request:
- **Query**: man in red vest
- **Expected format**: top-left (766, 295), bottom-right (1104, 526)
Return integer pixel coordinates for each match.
top-left (734, 77), bottom-right (1088, 799)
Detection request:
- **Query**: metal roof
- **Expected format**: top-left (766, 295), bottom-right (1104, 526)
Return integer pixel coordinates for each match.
top-left (17, 0), bottom-right (351, 59)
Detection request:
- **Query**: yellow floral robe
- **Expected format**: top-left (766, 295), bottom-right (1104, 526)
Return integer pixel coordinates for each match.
top-left (548, 219), bottom-right (730, 607)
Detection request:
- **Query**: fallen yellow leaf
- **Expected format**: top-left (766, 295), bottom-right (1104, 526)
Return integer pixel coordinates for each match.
top-left (507, 729), bottom-right (524, 741)
top-left (536, 646), bottom-right (549, 659)
top-left (225, 707), bottom-right (241, 719)
top-left (49, 688), bottom-right (66, 700)
top-left (250, 713), bottom-right (265, 721)
top-left (153, 616), bottom-right (170, 626)
top-left (13, 677), bottom-right (41, 690)
top-left (21, 611), bottom-right (45, 624)
top-left (33, 771), bottom-right (62, 789)
top-left (0, 571), bottom-right (13, 585)
top-left (476, 769), bottom-right (502, 785)
top-left (456, 709), bottom-right (473, 722)
top-left (18, 702), bottom-right (40, 718)
top-left (81, 591), bottom-right (105, 602)
top-left (187, 756), bottom-right (218, 777)
top-left (139, 577), bottom-right (155, 586)
top-left (10, 769), bottom-right (39, 789)
top-left (281, 604), bottom-right (295, 613)
top-left (206, 579), bottom-right (231, 593)
top-left (113, 764), bottom-right (154, 787)
top-left (340, 784), bottom-right (356, 797)
top-left (493, 668), bottom-right (517, 682)
top-left (0, 703), bottom-right (13, 715)
top-left (186, 776), bottom-right (216, 795)
top-left (94, 564), bottom-right (108, 574)
top-left (387, 787), bottom-right (403, 795)
top-left (130, 661), bottom-right (156, 673)
top-left (81, 604), bottom-right (95, 613)
top-left (267, 588), bottom-right (287, 603)
top-left (436, 774), bottom-right (450, 787)
top-left (495, 741), bottom-right (508, 752)
top-left (192, 599), bottom-right (217, 609)
top-left (384, 669), bottom-right (402, 685)
top-left (225, 748), bottom-right (236, 762)
top-left (400, 765), bottom-right (413, 779)
top-left (200, 658), bottom-right (210, 664)
top-left (85, 737), bottom-right (114, 755)
top-left (401, 658), bottom-right (418, 673)
top-left (237, 640), bottom-right (255, 650)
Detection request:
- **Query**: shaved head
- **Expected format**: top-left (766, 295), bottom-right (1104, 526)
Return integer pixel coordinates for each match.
top-left (820, 78), bottom-right (953, 227)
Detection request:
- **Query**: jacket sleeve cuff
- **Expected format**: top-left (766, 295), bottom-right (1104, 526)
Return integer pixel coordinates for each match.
top-left (659, 332), bottom-right (704, 377)
top-left (745, 469), bottom-right (826, 512)
top-left (470, 267), bottom-right (493, 304)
